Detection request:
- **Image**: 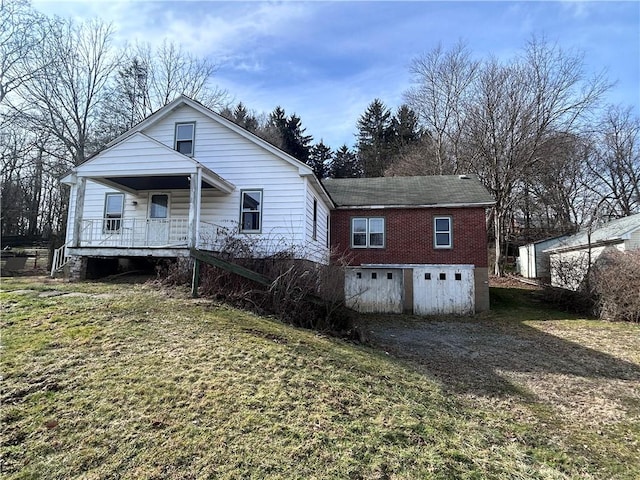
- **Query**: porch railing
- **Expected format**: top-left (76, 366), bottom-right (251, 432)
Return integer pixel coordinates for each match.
top-left (80, 218), bottom-right (190, 248)
top-left (77, 218), bottom-right (240, 251)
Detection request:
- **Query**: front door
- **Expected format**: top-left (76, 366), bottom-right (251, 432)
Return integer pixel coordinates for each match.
top-left (147, 193), bottom-right (170, 246)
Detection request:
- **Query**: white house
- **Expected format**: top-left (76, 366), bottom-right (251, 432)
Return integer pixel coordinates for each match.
top-left (545, 213), bottom-right (640, 290)
top-left (53, 96), bottom-right (333, 278)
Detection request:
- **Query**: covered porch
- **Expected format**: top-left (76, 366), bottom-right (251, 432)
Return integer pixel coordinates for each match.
top-left (63, 134), bottom-right (236, 254)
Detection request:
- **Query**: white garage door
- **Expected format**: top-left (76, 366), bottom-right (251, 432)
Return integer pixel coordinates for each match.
top-left (412, 266), bottom-right (475, 315)
top-left (345, 268), bottom-right (403, 313)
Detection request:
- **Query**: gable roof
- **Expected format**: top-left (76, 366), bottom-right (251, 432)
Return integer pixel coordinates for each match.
top-left (322, 175), bottom-right (494, 208)
top-left (88, 95), bottom-right (333, 207)
top-left (545, 213), bottom-right (640, 253)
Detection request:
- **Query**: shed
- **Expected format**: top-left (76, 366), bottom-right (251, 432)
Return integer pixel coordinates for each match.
top-left (517, 235), bottom-right (569, 281)
top-left (545, 213), bottom-right (640, 290)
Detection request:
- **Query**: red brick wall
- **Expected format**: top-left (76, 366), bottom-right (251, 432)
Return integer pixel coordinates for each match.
top-left (330, 207), bottom-right (488, 267)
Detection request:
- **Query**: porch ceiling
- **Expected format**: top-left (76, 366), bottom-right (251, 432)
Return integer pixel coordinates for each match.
top-left (105, 175), bottom-right (217, 191)
top-left (88, 167), bottom-right (235, 195)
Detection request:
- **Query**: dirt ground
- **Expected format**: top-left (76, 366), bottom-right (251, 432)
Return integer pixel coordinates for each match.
top-left (356, 282), bottom-right (640, 428)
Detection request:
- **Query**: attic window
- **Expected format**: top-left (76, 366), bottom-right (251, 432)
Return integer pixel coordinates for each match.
top-left (175, 122), bottom-right (195, 156)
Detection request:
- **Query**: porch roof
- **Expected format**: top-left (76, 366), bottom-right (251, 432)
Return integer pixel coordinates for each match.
top-left (63, 132), bottom-right (235, 194)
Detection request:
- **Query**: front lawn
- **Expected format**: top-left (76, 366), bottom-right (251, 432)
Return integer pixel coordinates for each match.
top-left (1, 276), bottom-right (638, 479)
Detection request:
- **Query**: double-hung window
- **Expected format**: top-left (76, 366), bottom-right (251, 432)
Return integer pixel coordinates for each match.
top-left (104, 193), bottom-right (124, 232)
top-left (351, 217), bottom-right (385, 248)
top-left (240, 190), bottom-right (262, 232)
top-left (175, 122), bottom-right (195, 156)
top-left (434, 216), bottom-right (452, 248)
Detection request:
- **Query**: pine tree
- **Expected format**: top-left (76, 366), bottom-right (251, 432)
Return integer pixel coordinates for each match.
top-left (357, 99), bottom-right (392, 177)
top-left (309, 141), bottom-right (332, 179)
top-left (264, 107), bottom-right (312, 163)
top-left (390, 104), bottom-right (421, 152)
top-left (329, 145), bottom-right (362, 178)
top-left (220, 102), bottom-right (259, 133)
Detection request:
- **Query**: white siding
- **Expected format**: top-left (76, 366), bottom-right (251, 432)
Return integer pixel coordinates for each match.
top-left (68, 103), bottom-right (332, 262)
top-left (78, 134), bottom-right (198, 176)
top-left (517, 237), bottom-right (566, 279)
top-left (302, 180), bottom-right (331, 264)
top-left (143, 105), bottom-right (310, 250)
top-left (626, 229), bottom-right (640, 250)
top-left (65, 182), bottom-right (77, 244)
top-left (550, 245), bottom-right (614, 290)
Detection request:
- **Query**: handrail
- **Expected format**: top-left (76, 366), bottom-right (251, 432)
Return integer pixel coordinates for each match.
top-left (50, 243), bottom-right (71, 277)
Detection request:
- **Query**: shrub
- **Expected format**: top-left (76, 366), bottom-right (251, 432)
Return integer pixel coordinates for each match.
top-left (591, 249), bottom-right (640, 322)
top-left (156, 226), bottom-right (357, 336)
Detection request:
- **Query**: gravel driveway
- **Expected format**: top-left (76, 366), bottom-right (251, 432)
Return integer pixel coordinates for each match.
top-left (357, 314), bottom-right (640, 424)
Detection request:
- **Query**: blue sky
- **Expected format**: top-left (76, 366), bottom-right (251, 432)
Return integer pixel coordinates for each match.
top-left (33, 0), bottom-right (640, 149)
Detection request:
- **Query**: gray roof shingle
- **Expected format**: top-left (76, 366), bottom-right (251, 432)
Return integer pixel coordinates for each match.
top-left (546, 213), bottom-right (640, 252)
top-left (321, 175), bottom-right (494, 207)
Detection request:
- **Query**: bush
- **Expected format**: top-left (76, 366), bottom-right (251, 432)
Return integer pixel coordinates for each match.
top-left (591, 249), bottom-right (640, 322)
top-left (156, 227), bottom-right (357, 336)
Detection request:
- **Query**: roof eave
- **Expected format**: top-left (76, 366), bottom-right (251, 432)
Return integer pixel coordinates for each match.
top-left (333, 201), bottom-right (495, 210)
top-left (545, 238), bottom-right (624, 254)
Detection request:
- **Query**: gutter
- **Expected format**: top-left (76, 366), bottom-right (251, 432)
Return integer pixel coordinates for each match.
top-left (333, 202), bottom-right (495, 210)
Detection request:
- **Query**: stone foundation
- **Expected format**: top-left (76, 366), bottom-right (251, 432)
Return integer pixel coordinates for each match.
top-left (68, 256), bottom-right (87, 281)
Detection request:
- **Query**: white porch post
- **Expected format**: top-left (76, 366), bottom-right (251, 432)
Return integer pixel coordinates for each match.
top-left (188, 169), bottom-right (202, 249)
top-left (72, 177), bottom-right (86, 248)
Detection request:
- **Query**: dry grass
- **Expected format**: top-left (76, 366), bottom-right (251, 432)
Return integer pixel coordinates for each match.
top-left (1, 276), bottom-right (639, 479)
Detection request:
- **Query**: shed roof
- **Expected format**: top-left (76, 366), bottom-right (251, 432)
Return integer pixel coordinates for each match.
top-left (545, 213), bottom-right (640, 252)
top-left (321, 175), bottom-right (494, 208)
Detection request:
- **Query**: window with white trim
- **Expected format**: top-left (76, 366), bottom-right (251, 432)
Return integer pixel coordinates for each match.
top-left (175, 122), bottom-right (195, 156)
top-left (104, 193), bottom-right (124, 232)
top-left (351, 217), bottom-right (385, 248)
top-left (434, 216), bottom-right (452, 248)
top-left (240, 190), bottom-right (262, 232)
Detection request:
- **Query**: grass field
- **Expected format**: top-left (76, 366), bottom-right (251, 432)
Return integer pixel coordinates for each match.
top-left (1, 276), bottom-right (639, 479)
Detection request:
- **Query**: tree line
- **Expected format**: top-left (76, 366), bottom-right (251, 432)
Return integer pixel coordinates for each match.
top-left (2, 0), bottom-right (638, 275)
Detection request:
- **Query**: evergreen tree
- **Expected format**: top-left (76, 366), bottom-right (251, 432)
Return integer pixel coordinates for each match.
top-left (329, 145), bottom-right (362, 178)
top-left (265, 107), bottom-right (312, 163)
top-left (357, 99), bottom-right (392, 177)
top-left (390, 104), bottom-right (421, 152)
top-left (220, 102), bottom-right (259, 133)
top-left (309, 140), bottom-right (332, 179)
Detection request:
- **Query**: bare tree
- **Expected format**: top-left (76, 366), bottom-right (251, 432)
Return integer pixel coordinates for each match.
top-left (0, 0), bottom-right (50, 104)
top-left (404, 41), bottom-right (479, 174)
top-left (97, 40), bottom-right (227, 141)
top-left (586, 105), bottom-right (640, 217)
top-left (466, 38), bottom-right (609, 275)
top-left (14, 17), bottom-right (115, 165)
